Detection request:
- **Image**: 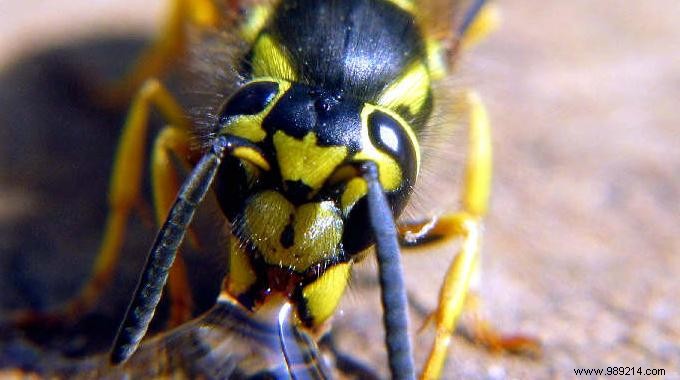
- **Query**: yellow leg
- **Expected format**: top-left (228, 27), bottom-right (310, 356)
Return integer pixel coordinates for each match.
top-left (100, 0), bottom-right (222, 106)
top-left (398, 92), bottom-right (536, 379)
top-left (10, 1), bottom-right (226, 331)
top-left (401, 212), bottom-right (483, 380)
top-left (60, 79), bottom-right (193, 322)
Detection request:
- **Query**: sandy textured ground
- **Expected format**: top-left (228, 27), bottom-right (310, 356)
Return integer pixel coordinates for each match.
top-left (1, 1), bottom-right (679, 379)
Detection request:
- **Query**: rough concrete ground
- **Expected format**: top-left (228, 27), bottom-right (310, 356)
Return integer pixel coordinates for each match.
top-left (1, 1), bottom-right (679, 379)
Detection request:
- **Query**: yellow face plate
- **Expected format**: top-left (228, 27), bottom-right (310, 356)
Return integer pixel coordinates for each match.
top-left (243, 191), bottom-right (343, 272)
top-left (273, 131), bottom-right (349, 195)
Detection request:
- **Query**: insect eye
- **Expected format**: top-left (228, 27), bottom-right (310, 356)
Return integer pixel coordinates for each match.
top-left (367, 110), bottom-right (418, 187)
top-left (219, 81), bottom-right (279, 122)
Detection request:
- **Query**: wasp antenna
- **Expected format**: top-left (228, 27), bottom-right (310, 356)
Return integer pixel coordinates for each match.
top-left (361, 162), bottom-right (415, 380)
top-left (110, 136), bottom-right (239, 365)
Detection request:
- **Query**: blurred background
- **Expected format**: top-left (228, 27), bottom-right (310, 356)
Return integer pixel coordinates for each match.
top-left (1, 0), bottom-right (679, 378)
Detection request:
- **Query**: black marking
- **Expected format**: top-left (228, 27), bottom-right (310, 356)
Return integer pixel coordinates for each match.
top-left (367, 110), bottom-right (417, 189)
top-left (284, 179), bottom-right (314, 204)
top-left (293, 286), bottom-right (315, 327)
top-left (342, 197), bottom-right (372, 255)
top-left (395, 92), bottom-right (433, 132)
top-left (399, 233), bottom-right (445, 247)
top-left (262, 83), bottom-right (363, 152)
top-left (215, 157), bottom-right (254, 221)
top-left (280, 223), bottom-right (295, 249)
top-left (263, 84), bottom-right (317, 139)
top-left (218, 81), bottom-right (279, 123)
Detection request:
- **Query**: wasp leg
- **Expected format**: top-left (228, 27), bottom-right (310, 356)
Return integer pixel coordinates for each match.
top-left (85, 79), bottom-right (197, 325)
top-left (398, 92), bottom-right (538, 379)
top-left (77, 79), bottom-right (197, 325)
top-left (11, 80), bottom-right (197, 332)
top-left (99, 0), bottom-right (222, 107)
top-left (401, 213), bottom-right (482, 379)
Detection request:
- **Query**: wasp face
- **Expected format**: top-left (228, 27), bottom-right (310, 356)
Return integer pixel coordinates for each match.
top-left (215, 79), bottom-right (420, 195)
top-left (208, 77), bottom-right (420, 326)
top-left (214, 79), bottom-right (418, 254)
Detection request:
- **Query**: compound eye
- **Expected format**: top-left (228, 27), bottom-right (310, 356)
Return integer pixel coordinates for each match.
top-left (219, 81), bottom-right (279, 122)
top-left (367, 110), bottom-right (418, 188)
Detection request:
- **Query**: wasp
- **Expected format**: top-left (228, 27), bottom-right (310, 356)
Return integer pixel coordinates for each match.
top-left (1, 0), bottom-right (538, 378)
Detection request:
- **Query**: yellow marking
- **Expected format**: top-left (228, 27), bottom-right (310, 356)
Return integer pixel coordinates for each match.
top-left (354, 104), bottom-right (421, 190)
top-left (302, 262), bottom-right (351, 326)
top-left (240, 3), bottom-right (274, 43)
top-left (225, 116), bottom-right (268, 142)
top-left (426, 39), bottom-right (447, 80)
top-left (244, 191), bottom-right (343, 272)
top-left (232, 146), bottom-right (270, 171)
top-left (377, 60), bottom-right (430, 115)
top-left (226, 233), bottom-right (257, 296)
top-left (251, 34), bottom-right (297, 82)
top-left (340, 177), bottom-right (368, 216)
top-left (244, 191), bottom-right (293, 266)
top-left (273, 132), bottom-right (348, 193)
top-left (327, 165), bottom-right (359, 185)
top-left (291, 202), bottom-right (343, 268)
top-left (222, 78), bottom-right (291, 143)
